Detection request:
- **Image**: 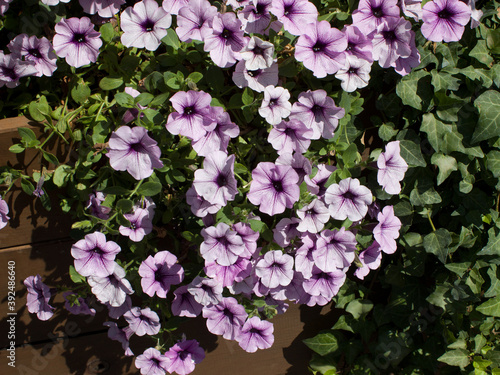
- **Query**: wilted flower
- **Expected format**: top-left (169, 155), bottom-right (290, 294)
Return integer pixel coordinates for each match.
top-left (0, 52), bottom-right (37, 88)
top-left (119, 208), bottom-right (153, 242)
top-left (24, 274), bottom-right (54, 321)
top-left (354, 241), bottom-right (383, 280)
top-left (138, 250), bottom-right (184, 298)
top-left (0, 197), bottom-right (10, 229)
top-left (304, 164), bottom-right (336, 196)
top-left (86, 192), bottom-right (111, 220)
top-left (71, 232), bottom-right (121, 277)
top-left (373, 205), bottom-right (402, 254)
top-left (63, 292), bottom-right (96, 316)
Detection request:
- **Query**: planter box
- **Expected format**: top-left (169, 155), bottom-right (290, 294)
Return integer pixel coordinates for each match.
top-left (0, 116), bottom-right (339, 374)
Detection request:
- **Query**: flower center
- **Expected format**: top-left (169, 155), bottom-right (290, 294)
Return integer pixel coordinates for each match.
top-left (438, 9), bottom-right (451, 19)
top-left (184, 106), bottom-right (194, 115)
top-left (2, 67), bottom-right (17, 80)
top-left (372, 6), bottom-right (383, 18)
top-left (130, 142), bottom-right (146, 153)
top-left (348, 67), bottom-right (358, 74)
top-left (311, 104), bottom-right (323, 116)
top-left (249, 327), bottom-right (262, 334)
top-left (383, 30), bottom-right (397, 42)
top-left (179, 351), bottom-right (188, 361)
top-left (154, 270), bottom-right (163, 282)
top-left (221, 28), bottom-right (231, 39)
top-left (253, 45), bottom-right (264, 56)
top-left (268, 98), bottom-right (277, 107)
top-left (247, 69), bottom-right (261, 77)
top-left (216, 173), bottom-right (227, 187)
top-left (272, 180), bottom-right (283, 192)
top-left (283, 4), bottom-right (293, 16)
top-left (72, 32), bottom-right (86, 44)
top-left (343, 191), bottom-right (356, 200)
top-left (346, 43), bottom-right (354, 51)
top-left (91, 247), bottom-right (103, 255)
top-left (223, 307), bottom-right (234, 320)
top-left (142, 19), bottom-right (155, 32)
top-left (28, 48), bottom-right (41, 58)
top-left (312, 41), bottom-right (325, 53)
top-left (253, 2), bottom-right (266, 15)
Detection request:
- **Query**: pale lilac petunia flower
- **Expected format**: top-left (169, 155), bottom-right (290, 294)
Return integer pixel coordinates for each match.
top-left (236, 316), bottom-right (274, 353)
top-left (372, 17), bottom-right (412, 69)
top-left (335, 56), bottom-right (372, 92)
top-left (204, 257), bottom-right (252, 287)
top-left (162, 0), bottom-right (189, 15)
top-left (176, 0), bottom-right (217, 42)
top-left (238, 0), bottom-right (282, 35)
top-left (294, 233), bottom-right (318, 278)
top-left (8, 34), bottom-right (58, 77)
top-left (296, 199), bottom-right (330, 234)
top-left (200, 222), bottom-right (244, 266)
top-left (88, 263), bottom-right (134, 307)
top-left (342, 25), bottom-right (373, 63)
top-left (268, 119), bottom-right (313, 155)
top-left (227, 0), bottom-right (252, 9)
top-left (421, 0), bottom-right (471, 42)
top-left (0, 0), bottom-right (13, 16)
top-left (79, 0), bottom-right (125, 18)
top-left (53, 17), bottom-right (102, 68)
top-left (171, 285), bottom-right (203, 317)
top-left (124, 306), bottom-right (161, 336)
top-left (24, 274), bottom-right (54, 321)
top-left (270, 0), bottom-right (318, 36)
top-left (193, 151), bottom-right (238, 207)
top-left (302, 266), bottom-right (346, 300)
top-left (107, 296), bottom-right (132, 319)
top-left (119, 207), bottom-right (153, 242)
top-left (71, 232), bottom-right (121, 277)
top-left (468, 0), bottom-right (483, 28)
top-left (354, 241), bottom-right (383, 279)
top-left (188, 276), bottom-right (224, 306)
top-left (202, 297), bottom-right (248, 340)
top-left (294, 20), bottom-right (347, 78)
top-left (255, 250), bottom-right (294, 288)
top-left (63, 292), bottom-right (96, 316)
top-left (233, 222), bottom-right (260, 259)
top-left (351, 0), bottom-right (401, 35)
top-left (186, 187), bottom-right (222, 218)
top-left (0, 197), bottom-right (10, 229)
top-left (0, 52), bottom-right (37, 88)
top-left (377, 140), bottom-right (408, 194)
top-left (86, 191), bottom-right (111, 220)
top-left (240, 36), bottom-right (275, 70)
top-left (259, 85), bottom-right (292, 125)
top-left (135, 347), bottom-right (169, 375)
top-left (41, 0), bottom-right (70, 5)
top-left (393, 30), bottom-right (420, 76)
top-left (373, 205), bottom-right (401, 254)
top-left (276, 153), bottom-right (312, 184)
top-left (401, 0), bottom-right (423, 21)
top-left (273, 217), bottom-right (301, 248)
top-left (232, 60), bottom-right (279, 92)
top-left (139, 250), bottom-right (184, 298)
top-left (313, 228), bottom-right (357, 272)
top-left (324, 177), bottom-right (373, 222)
top-left (290, 89), bottom-right (345, 140)
top-left (103, 322), bottom-right (134, 356)
top-left (248, 162), bottom-right (300, 216)
top-left (304, 164), bottom-right (336, 197)
top-left (164, 339), bottom-right (205, 375)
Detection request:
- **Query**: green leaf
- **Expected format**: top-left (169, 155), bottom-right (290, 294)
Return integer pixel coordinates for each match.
top-left (470, 40), bottom-right (494, 67)
top-left (409, 175), bottom-right (442, 206)
top-left (99, 76), bottom-right (124, 91)
top-left (459, 66), bottom-right (493, 88)
top-left (445, 262), bottom-right (471, 277)
top-left (102, 186), bottom-right (132, 195)
top-left (9, 143), bottom-right (25, 153)
top-left (135, 93), bottom-right (154, 106)
top-left (116, 199), bottom-right (134, 212)
top-left (487, 150), bottom-right (500, 178)
top-left (28, 96), bottom-right (50, 122)
top-left (331, 315), bottom-right (354, 333)
top-left (114, 92), bottom-right (135, 108)
top-left (187, 72), bottom-right (203, 84)
top-left (471, 90), bottom-right (500, 143)
top-left (477, 296), bottom-right (500, 317)
top-left (162, 28), bottom-right (180, 49)
top-left (137, 181), bottom-right (162, 196)
top-left (43, 151), bottom-right (59, 166)
top-left (399, 140), bottom-right (426, 167)
top-left (423, 228), bottom-right (452, 263)
top-left (20, 178), bottom-right (35, 195)
top-left (431, 70), bottom-right (461, 92)
top-left (71, 80), bottom-right (91, 104)
top-left (242, 87), bottom-right (254, 106)
top-left (69, 265), bottom-right (85, 283)
top-left (396, 70), bottom-right (431, 110)
top-left (18, 127), bottom-right (37, 143)
top-left (346, 300), bottom-right (374, 319)
top-left (485, 265), bottom-right (500, 298)
top-left (99, 22), bottom-right (115, 43)
top-left (53, 165), bottom-right (72, 187)
top-left (478, 228), bottom-right (500, 256)
top-left (303, 333), bottom-right (340, 356)
top-left (431, 153), bottom-right (457, 185)
top-left (149, 93), bottom-right (170, 107)
top-left (378, 122), bottom-right (398, 141)
top-left (438, 349), bottom-right (470, 369)
top-left (466, 268), bottom-right (485, 295)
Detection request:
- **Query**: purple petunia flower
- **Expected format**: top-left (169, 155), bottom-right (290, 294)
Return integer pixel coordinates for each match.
top-left (238, 0), bottom-right (282, 35)
top-left (119, 207), bottom-right (153, 242)
top-left (335, 56), bottom-right (372, 92)
top-left (188, 276), bottom-right (223, 306)
top-left (401, 0), bottom-right (424, 21)
top-left (86, 192), bottom-right (111, 220)
top-left (290, 89), bottom-right (345, 140)
top-left (202, 12), bottom-right (247, 68)
top-left (302, 266), bottom-right (346, 300)
top-left (88, 263), bottom-right (134, 307)
top-left (0, 0), bottom-right (13, 16)
top-left (79, 0), bottom-right (125, 18)
top-left (106, 125), bottom-right (163, 181)
top-left (0, 197), bottom-right (10, 229)
top-left (202, 297), bottom-right (248, 340)
top-left (354, 241), bottom-right (382, 280)
top-left (8, 34), bottom-right (57, 77)
top-left (63, 292), bottom-right (96, 316)
top-left (273, 217), bottom-right (301, 247)
top-left (42, 0), bottom-right (70, 5)
top-left (234, 221), bottom-right (260, 259)
top-left (295, 20), bottom-right (347, 78)
top-left (0, 52), bottom-right (37, 88)
top-left (204, 257), bottom-right (252, 287)
top-left (186, 187), bottom-right (222, 218)
top-left (71, 232), bottom-right (121, 277)
top-left (372, 17), bottom-right (412, 69)
top-left (377, 140), bottom-right (408, 194)
top-left (176, 0), bottom-right (217, 42)
top-left (296, 199), bottom-right (330, 234)
top-left (164, 339), bottom-right (205, 375)
top-left (139, 250), bottom-right (184, 298)
top-left (373, 205), bottom-right (401, 254)
top-left (165, 90), bottom-right (214, 141)
top-left (248, 162), bottom-right (300, 216)
top-left (313, 228), bottom-right (357, 272)
top-left (193, 151), bottom-right (238, 207)
top-left (232, 60), bottom-right (279, 92)
top-left (294, 233), bottom-right (318, 278)
top-left (200, 222), bottom-right (244, 266)
top-left (53, 17), bottom-right (102, 68)
top-left (162, 0), bottom-right (189, 15)
top-left (24, 274), bottom-right (54, 321)
top-left (268, 119), bottom-right (313, 155)
top-left (235, 316), bottom-right (274, 353)
top-left (304, 163), bottom-right (336, 197)
top-left (270, 0), bottom-right (318, 36)
top-left (103, 322), bottom-right (134, 356)
top-left (171, 285), bottom-right (203, 317)
top-left (393, 31), bottom-right (420, 76)
top-left (468, 0), bottom-right (483, 28)
top-left (240, 36), bottom-right (275, 70)
top-left (324, 177), bottom-right (373, 222)
top-left (421, 0), bottom-right (471, 42)
top-left (342, 25), bottom-right (373, 63)
top-left (351, 0), bottom-right (401, 35)
top-left (124, 306), bottom-right (161, 336)
top-left (255, 250), bottom-right (294, 288)
top-left (259, 86), bottom-right (292, 125)
top-left (276, 152), bottom-right (312, 184)
top-left (120, 0), bottom-right (172, 51)
top-left (135, 347), bottom-right (169, 375)
top-left (227, 0), bottom-right (251, 9)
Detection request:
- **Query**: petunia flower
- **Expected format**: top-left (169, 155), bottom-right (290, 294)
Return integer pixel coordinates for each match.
top-left (335, 56), bottom-right (372, 92)
top-left (119, 207), bottom-right (153, 242)
top-left (238, 0), bottom-right (282, 35)
top-left (296, 199), bottom-right (330, 234)
top-left (233, 222), bottom-right (260, 259)
top-left (342, 25), bottom-right (373, 63)
top-left (232, 60), bottom-right (279, 92)
top-left (200, 222), bottom-right (244, 266)
top-left (176, 0), bottom-right (218, 42)
top-left (204, 257), bottom-right (252, 287)
top-left (290, 89), bottom-right (344, 140)
top-left (0, 52), bottom-right (37, 88)
top-left (186, 187), bottom-right (222, 218)
top-left (270, 0), bottom-right (318, 35)
top-left (227, 0), bottom-right (252, 9)
top-left (202, 297), bottom-right (248, 340)
top-left (294, 233), bottom-right (318, 278)
top-left (468, 0), bottom-right (483, 28)
top-left (255, 250), bottom-right (294, 288)
top-left (247, 162), bottom-right (300, 216)
top-left (171, 285), bottom-right (203, 317)
top-left (373, 205), bottom-right (402, 254)
top-left (165, 90), bottom-right (214, 141)
top-left (103, 322), bottom-right (134, 356)
top-left (106, 125), bottom-right (163, 181)
top-left (372, 17), bottom-right (412, 69)
top-left (276, 153), bottom-right (312, 184)
top-left (302, 266), bottom-right (346, 300)
top-left (258, 85), bottom-right (292, 125)
top-left (351, 0), bottom-right (401, 35)
top-left (0, 197), bottom-right (10, 229)
top-left (24, 274), bottom-right (54, 321)
top-left (273, 217), bottom-right (301, 248)
top-left (235, 316), bottom-right (274, 353)
top-left (120, 0), bottom-right (172, 51)
top-left (107, 296), bottom-right (133, 319)
top-left (164, 339), bottom-right (205, 375)
top-left (268, 119), bottom-right (313, 155)
top-left (240, 36), bottom-right (275, 70)
top-left (294, 20), bottom-right (347, 78)
top-left (139, 250), bottom-right (184, 298)
top-left (63, 292), bottom-right (96, 316)
top-left (377, 140), bottom-right (408, 194)
top-left (313, 228), bottom-right (357, 272)
top-left (42, 0), bottom-right (70, 5)
top-left (135, 347), bottom-right (169, 375)
top-left (8, 34), bottom-right (57, 77)
top-left (86, 192), bottom-right (111, 220)
top-left (71, 232), bottom-right (121, 277)
top-left (304, 164), bottom-right (336, 197)
top-left (53, 17), bottom-right (102, 68)
top-left (79, 0), bottom-right (125, 18)
top-left (421, 0), bottom-right (471, 42)
top-left (193, 151), bottom-right (238, 207)
top-left (0, 0), bottom-right (13, 16)
top-left (124, 306), bottom-right (161, 336)
top-left (187, 276), bottom-right (224, 306)
top-left (87, 263), bottom-right (134, 307)
top-left (324, 177), bottom-right (373, 222)
top-left (401, 0), bottom-right (423, 21)
top-left (354, 241), bottom-right (383, 280)
top-left (393, 31), bottom-right (420, 76)
top-left (162, 0), bottom-right (189, 15)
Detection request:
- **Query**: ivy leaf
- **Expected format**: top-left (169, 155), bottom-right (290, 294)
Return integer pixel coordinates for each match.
top-left (470, 40), bottom-right (494, 67)
top-left (438, 349), bottom-right (470, 369)
top-left (69, 265), bottom-right (85, 283)
top-left (478, 228), bottom-right (500, 256)
top-left (459, 66), bottom-right (493, 88)
top-left (409, 175), bottom-right (442, 206)
top-left (396, 70), bottom-right (431, 110)
top-left (485, 265), bottom-right (500, 298)
top-left (431, 70), bottom-right (461, 92)
top-left (398, 140), bottom-right (426, 167)
top-left (445, 262), bottom-right (471, 277)
top-left (471, 90), bottom-right (500, 143)
top-left (346, 299), bottom-right (374, 319)
top-left (423, 228), bottom-right (452, 263)
top-left (431, 153), bottom-right (457, 185)
top-left (487, 150), bottom-right (500, 177)
top-left (477, 296), bottom-right (500, 317)
top-left (303, 332), bottom-right (340, 356)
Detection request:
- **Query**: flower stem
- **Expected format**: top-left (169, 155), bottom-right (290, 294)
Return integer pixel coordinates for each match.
top-left (427, 210), bottom-right (436, 232)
